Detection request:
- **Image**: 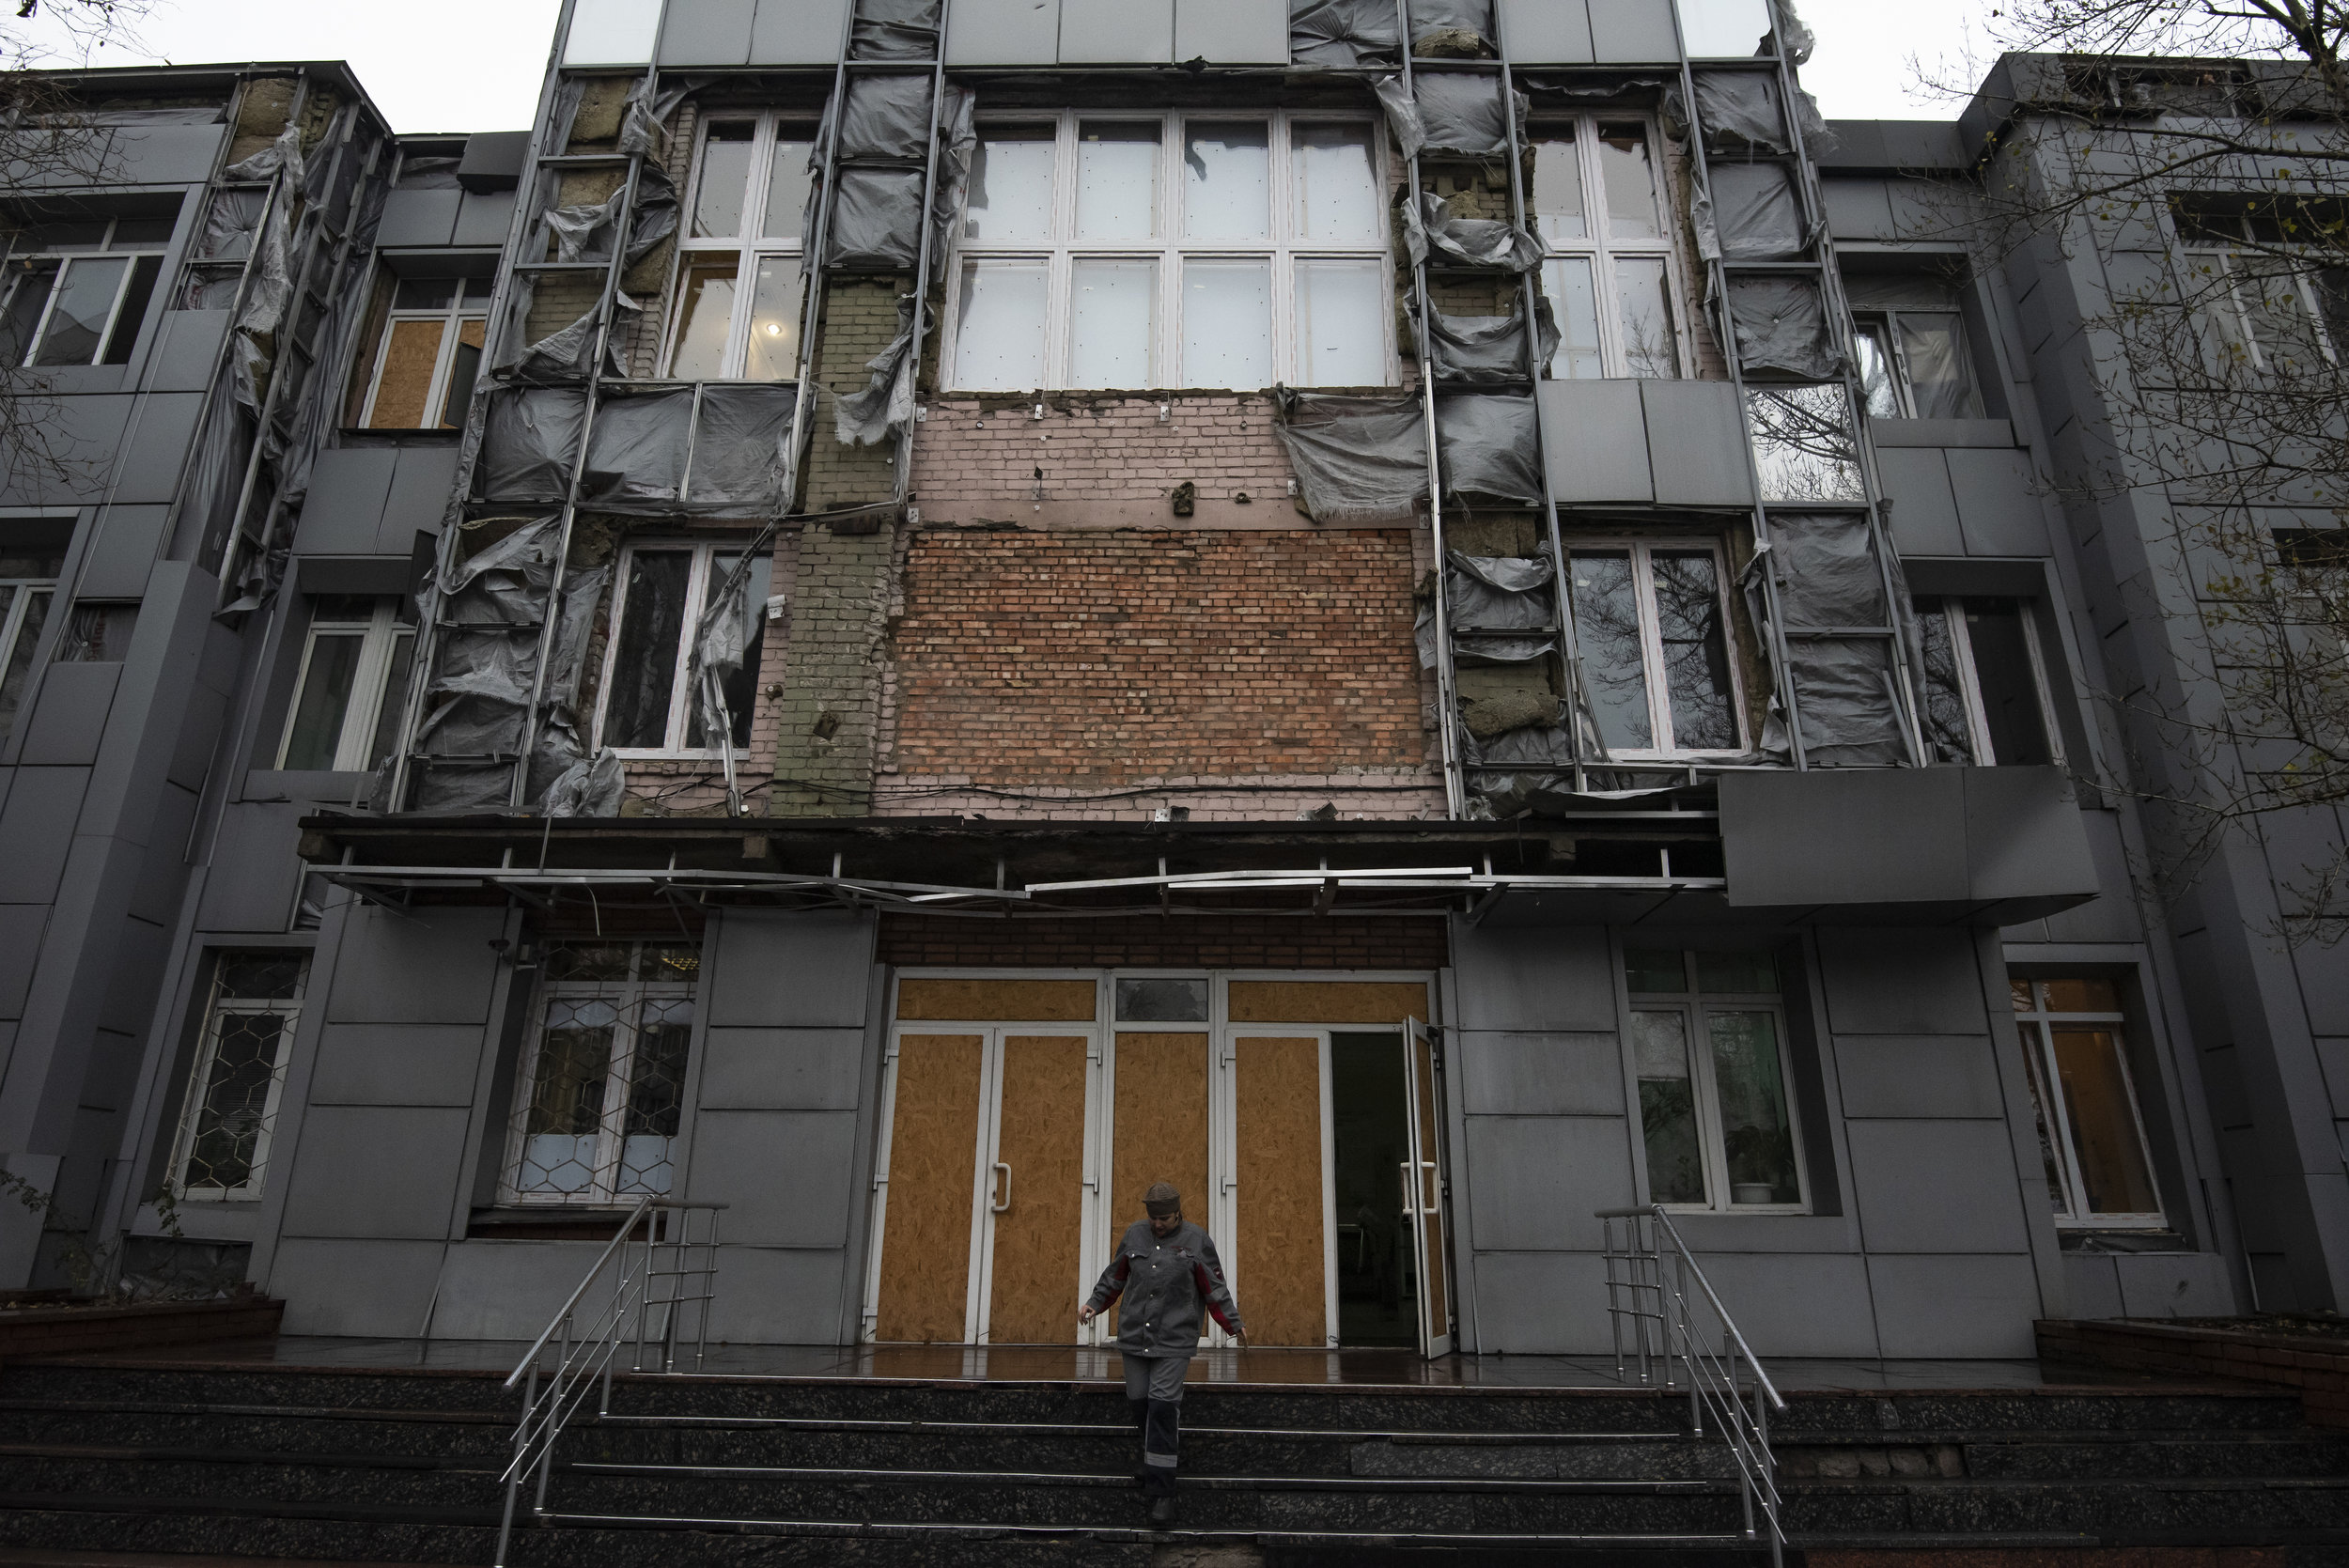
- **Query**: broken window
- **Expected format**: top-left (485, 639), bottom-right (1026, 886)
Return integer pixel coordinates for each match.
top-left (1532, 119), bottom-right (1683, 380)
top-left (1626, 947), bottom-right (1806, 1212)
top-left (1567, 540), bottom-right (1744, 755)
top-left (504, 939), bottom-right (700, 1205)
top-left (2012, 977), bottom-right (2163, 1226)
top-left (170, 952), bottom-right (309, 1202)
top-left (277, 596), bottom-right (416, 772)
top-left (0, 518), bottom-right (66, 741)
top-left (1913, 596), bottom-right (2061, 768)
top-left (0, 211), bottom-right (173, 367)
top-left (595, 541), bottom-right (770, 755)
top-left (358, 275), bottom-right (490, 429)
top-left (948, 112), bottom-right (1392, 390)
top-left (1847, 273), bottom-right (1983, 420)
top-left (53, 601), bottom-right (138, 662)
top-left (665, 113), bottom-right (816, 380)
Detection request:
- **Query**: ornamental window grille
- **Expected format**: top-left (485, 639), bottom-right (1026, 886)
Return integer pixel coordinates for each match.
top-left (169, 952), bottom-right (310, 1202)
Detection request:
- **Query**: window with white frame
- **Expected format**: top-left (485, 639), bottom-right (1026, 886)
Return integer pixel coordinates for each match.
top-left (0, 518), bottom-right (68, 740)
top-left (2173, 198), bottom-right (2349, 378)
top-left (1567, 540), bottom-right (1744, 755)
top-left (277, 597), bottom-right (415, 772)
top-left (595, 542), bottom-right (771, 755)
top-left (2011, 977), bottom-right (2164, 1226)
top-left (1913, 596), bottom-right (2061, 768)
top-left (1531, 119), bottom-right (1684, 380)
top-left (358, 276), bottom-right (490, 429)
top-left (665, 113), bottom-right (815, 380)
top-left (0, 211), bottom-right (172, 368)
top-left (1626, 948), bottom-right (1806, 1212)
top-left (1846, 273), bottom-right (1984, 420)
top-left (169, 952), bottom-right (309, 1201)
top-left (946, 112), bottom-right (1392, 391)
top-left (505, 940), bottom-right (700, 1204)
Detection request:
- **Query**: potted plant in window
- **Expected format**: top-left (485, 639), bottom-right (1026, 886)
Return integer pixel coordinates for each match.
top-left (1724, 1124), bottom-right (1785, 1206)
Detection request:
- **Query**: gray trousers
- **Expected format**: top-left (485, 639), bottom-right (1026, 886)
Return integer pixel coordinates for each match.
top-left (1120, 1352), bottom-right (1191, 1489)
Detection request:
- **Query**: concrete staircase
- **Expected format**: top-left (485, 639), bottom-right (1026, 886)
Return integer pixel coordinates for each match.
top-left (0, 1357), bottom-right (2343, 1564)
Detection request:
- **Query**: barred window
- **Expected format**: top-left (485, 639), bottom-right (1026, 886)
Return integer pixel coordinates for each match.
top-left (503, 940), bottom-right (700, 1205)
top-left (169, 953), bottom-right (310, 1201)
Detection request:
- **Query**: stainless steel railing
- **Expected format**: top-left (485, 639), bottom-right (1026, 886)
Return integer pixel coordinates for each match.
top-left (493, 1197), bottom-right (723, 1567)
top-left (1595, 1205), bottom-right (1786, 1565)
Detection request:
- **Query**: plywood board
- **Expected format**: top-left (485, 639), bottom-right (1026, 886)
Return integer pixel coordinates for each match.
top-left (1109, 1032), bottom-right (1210, 1336)
top-left (1410, 1032), bottom-right (1451, 1344)
top-left (987, 1034), bottom-right (1090, 1344)
top-left (897, 978), bottom-right (1097, 1022)
top-left (874, 1034), bottom-right (983, 1343)
top-left (366, 319), bottom-right (444, 429)
top-left (1235, 1035), bottom-right (1326, 1347)
top-left (1228, 981), bottom-right (1431, 1026)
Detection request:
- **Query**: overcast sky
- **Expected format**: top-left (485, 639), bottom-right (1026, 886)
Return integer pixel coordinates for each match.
top-left (23, 0), bottom-right (1985, 134)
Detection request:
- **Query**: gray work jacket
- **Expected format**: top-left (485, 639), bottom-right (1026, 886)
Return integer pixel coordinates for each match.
top-left (1086, 1219), bottom-right (1244, 1357)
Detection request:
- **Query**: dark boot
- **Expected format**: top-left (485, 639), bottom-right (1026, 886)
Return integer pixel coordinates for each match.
top-left (1148, 1492), bottom-right (1178, 1528)
top-left (1128, 1398), bottom-right (1149, 1486)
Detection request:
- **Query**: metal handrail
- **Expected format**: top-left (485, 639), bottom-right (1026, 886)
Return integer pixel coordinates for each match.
top-left (1595, 1204), bottom-right (1786, 1565)
top-left (493, 1196), bottom-right (723, 1568)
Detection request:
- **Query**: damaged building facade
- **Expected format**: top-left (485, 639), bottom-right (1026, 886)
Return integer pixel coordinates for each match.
top-left (0, 0), bottom-right (2338, 1356)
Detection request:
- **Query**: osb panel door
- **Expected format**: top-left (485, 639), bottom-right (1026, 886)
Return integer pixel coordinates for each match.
top-left (1235, 1035), bottom-right (1327, 1347)
top-left (1108, 1032), bottom-right (1210, 1337)
top-left (875, 1034), bottom-right (984, 1343)
top-left (986, 1034), bottom-right (1090, 1344)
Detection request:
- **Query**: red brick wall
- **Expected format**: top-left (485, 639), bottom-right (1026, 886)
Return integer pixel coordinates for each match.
top-left (2037, 1319), bottom-right (2349, 1429)
top-left (889, 528), bottom-right (1427, 787)
top-left (877, 913), bottom-right (1447, 970)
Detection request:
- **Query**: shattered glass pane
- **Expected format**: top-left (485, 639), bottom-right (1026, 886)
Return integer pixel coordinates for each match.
top-left (1678, 0), bottom-right (1772, 57)
top-left (1078, 121), bottom-right (1160, 241)
top-left (1185, 121), bottom-right (1270, 242)
top-left (1598, 126), bottom-right (1660, 240)
top-left (1748, 384), bottom-right (1863, 502)
top-left (1545, 258), bottom-right (1603, 379)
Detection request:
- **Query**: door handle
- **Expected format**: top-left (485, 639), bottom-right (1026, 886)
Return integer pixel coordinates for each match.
top-left (1399, 1161), bottom-right (1416, 1216)
top-left (991, 1161), bottom-right (1011, 1213)
top-left (1421, 1160), bottom-right (1439, 1213)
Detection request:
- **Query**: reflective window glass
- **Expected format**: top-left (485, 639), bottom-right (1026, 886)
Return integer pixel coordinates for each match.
top-left (1116, 978), bottom-right (1209, 1022)
top-left (1615, 256), bottom-right (1677, 377)
top-left (1625, 949), bottom-right (1688, 992)
top-left (32, 255), bottom-right (125, 365)
top-left (1597, 126), bottom-right (1659, 239)
top-left (1749, 384), bottom-right (1864, 502)
top-left (1709, 1010), bottom-right (1798, 1204)
top-left (1651, 551), bottom-right (1736, 750)
top-left (1677, 0), bottom-right (1773, 57)
top-left (691, 124), bottom-right (756, 240)
top-left (281, 633), bottom-right (363, 771)
top-left (1632, 1012), bottom-right (1706, 1204)
top-left (1569, 550), bottom-right (1653, 749)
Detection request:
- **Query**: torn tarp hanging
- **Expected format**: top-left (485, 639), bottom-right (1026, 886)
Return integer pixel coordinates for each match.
top-left (1290, 0), bottom-right (1401, 68)
top-left (1269, 388), bottom-right (1429, 526)
top-left (852, 0), bottom-right (941, 58)
top-left (581, 386), bottom-right (694, 507)
top-left (474, 388), bottom-right (587, 503)
top-left (1693, 159), bottom-right (1805, 262)
top-left (836, 293), bottom-right (916, 447)
top-left (1437, 394), bottom-right (1543, 505)
top-left (1406, 0), bottom-right (1495, 54)
top-left (1673, 70), bottom-right (1831, 155)
top-left (1402, 71), bottom-right (1525, 158)
top-left (543, 749), bottom-right (626, 817)
top-left (1765, 513), bottom-right (1890, 630)
top-left (839, 73), bottom-right (938, 163)
top-left (1726, 275), bottom-right (1840, 379)
top-left (826, 165), bottom-right (925, 270)
top-left (1403, 193), bottom-right (1543, 273)
top-left (617, 75), bottom-right (692, 161)
top-left (1781, 638), bottom-right (1906, 768)
top-left (1424, 296), bottom-right (1559, 381)
top-left (689, 383), bottom-right (796, 510)
top-left (223, 122), bottom-right (302, 185)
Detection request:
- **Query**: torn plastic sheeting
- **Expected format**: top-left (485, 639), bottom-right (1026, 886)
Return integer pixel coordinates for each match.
top-left (1727, 275), bottom-right (1839, 380)
top-left (186, 362), bottom-right (254, 569)
top-left (581, 388), bottom-right (694, 506)
top-left (1402, 193), bottom-right (1543, 273)
top-left (1416, 71), bottom-right (1525, 158)
top-left (282, 168), bottom-right (391, 507)
top-left (440, 514), bottom-right (561, 625)
top-left (543, 748), bottom-right (626, 817)
top-left (1425, 296), bottom-right (1558, 382)
top-left (837, 294), bottom-right (915, 447)
top-left (629, 162), bottom-right (679, 267)
top-left (546, 564), bottom-right (611, 706)
top-left (1436, 394), bottom-right (1542, 505)
top-left (839, 73), bottom-right (936, 163)
top-left (689, 555), bottom-right (760, 748)
top-left (1290, 0), bottom-right (1400, 68)
top-left (196, 188), bottom-right (264, 261)
top-left (474, 390), bottom-right (587, 503)
top-left (617, 75), bottom-right (692, 160)
top-left (408, 758), bottom-right (519, 814)
top-left (1779, 0), bottom-right (1817, 66)
top-left (691, 383), bottom-right (796, 510)
top-left (1783, 637), bottom-right (1906, 768)
top-left (1766, 512), bottom-right (1889, 631)
top-left (223, 123), bottom-right (303, 184)
top-left (1675, 70), bottom-right (1829, 155)
top-left (1450, 551), bottom-right (1553, 629)
top-left (852, 0), bottom-right (941, 59)
top-left (1269, 387), bottom-right (1428, 526)
top-left (545, 187), bottom-right (626, 262)
top-left (928, 83), bottom-right (976, 273)
top-left (1407, 0), bottom-right (1493, 52)
top-left (1693, 159), bottom-right (1804, 263)
top-left (827, 165), bottom-right (924, 270)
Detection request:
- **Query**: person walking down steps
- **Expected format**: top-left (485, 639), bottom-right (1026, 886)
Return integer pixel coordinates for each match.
top-left (1079, 1180), bottom-right (1245, 1529)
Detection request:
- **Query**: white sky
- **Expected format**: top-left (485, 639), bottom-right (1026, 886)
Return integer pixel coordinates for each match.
top-left (20, 0), bottom-right (1987, 134)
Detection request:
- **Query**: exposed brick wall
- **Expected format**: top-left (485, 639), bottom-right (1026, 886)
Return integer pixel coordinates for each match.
top-left (805, 277), bottom-right (904, 510)
top-left (887, 528), bottom-right (1430, 788)
top-left (2037, 1319), bottom-right (2349, 1429)
top-left (910, 394), bottom-right (1295, 520)
top-left (768, 520), bottom-right (898, 816)
top-left (877, 913), bottom-right (1448, 970)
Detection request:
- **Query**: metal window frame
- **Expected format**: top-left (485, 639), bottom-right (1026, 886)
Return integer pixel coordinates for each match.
top-left (1530, 115), bottom-right (1692, 380)
top-left (1849, 303), bottom-right (1980, 420)
top-left (1924, 595), bottom-right (2067, 771)
top-left (276, 598), bottom-right (413, 772)
top-left (356, 281), bottom-right (491, 429)
top-left (2183, 239), bottom-right (2342, 376)
top-left (663, 109), bottom-right (816, 379)
top-left (501, 939), bottom-right (703, 1207)
top-left (166, 953), bottom-right (312, 1203)
top-left (2012, 981), bottom-right (2166, 1228)
top-left (940, 109), bottom-right (1397, 392)
top-left (0, 578), bottom-right (56, 696)
top-left (1566, 536), bottom-right (1750, 758)
top-left (5, 224), bottom-right (169, 369)
top-left (1627, 955), bottom-right (1808, 1217)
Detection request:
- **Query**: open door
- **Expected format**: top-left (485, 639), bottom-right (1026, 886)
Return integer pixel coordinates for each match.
top-left (1402, 1018), bottom-right (1454, 1357)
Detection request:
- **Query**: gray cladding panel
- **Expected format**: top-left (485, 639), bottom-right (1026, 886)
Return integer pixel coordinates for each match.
top-left (1965, 769), bottom-right (2098, 905)
top-left (1845, 1117), bottom-right (2029, 1252)
top-left (453, 192), bottom-right (517, 248)
top-left (325, 906), bottom-right (503, 1025)
top-left (78, 506), bottom-right (169, 599)
top-left (194, 802), bottom-right (302, 933)
top-left (2113, 1250), bottom-right (2234, 1316)
top-left (1674, 1250), bottom-right (1879, 1357)
top-left (752, 0), bottom-right (853, 61)
top-left (1499, 0), bottom-right (1595, 62)
top-left (0, 767), bottom-right (90, 904)
top-left (705, 1244), bottom-right (851, 1344)
top-left (685, 1110), bottom-right (858, 1246)
top-left (661, 0), bottom-right (756, 62)
top-left (381, 444), bottom-right (462, 550)
top-left (108, 122), bottom-right (225, 184)
top-left (291, 448), bottom-right (395, 556)
top-left (0, 906), bottom-right (44, 1016)
top-left (270, 1237), bottom-right (444, 1338)
top-left (1585, 0), bottom-right (1677, 61)
top-left (1834, 1034), bottom-right (2004, 1119)
top-left (1537, 380), bottom-right (1650, 504)
top-left (1822, 178), bottom-right (1897, 241)
top-left (114, 395), bottom-right (210, 503)
top-left (1875, 445), bottom-right (1964, 554)
top-left (421, 1239), bottom-right (619, 1340)
top-left (696, 1026), bottom-right (867, 1110)
top-left (1947, 446), bottom-right (2047, 555)
top-left (1465, 1250), bottom-right (1611, 1354)
top-left (128, 784), bottom-right (197, 923)
top-left (1724, 769), bottom-right (1969, 907)
top-left (18, 663), bottom-right (119, 768)
top-left (278, 1104), bottom-right (470, 1239)
top-left (946, 0), bottom-right (1062, 62)
top-left (1061, 0), bottom-right (1173, 60)
top-left (1449, 922), bottom-right (1616, 1032)
top-left (1642, 380), bottom-right (1752, 506)
top-left (146, 310), bottom-right (229, 393)
top-left (308, 1023), bottom-right (487, 1107)
top-left (1460, 1116), bottom-right (1632, 1250)
top-left (1455, 1032), bottom-right (1626, 1117)
top-left (707, 910), bottom-right (874, 1029)
top-left (2296, 938), bottom-right (2349, 1034)
top-left (0, 396), bottom-right (125, 505)
top-left (376, 189), bottom-right (461, 249)
top-left (2063, 1250), bottom-right (2124, 1319)
top-left (1866, 1252), bottom-right (2042, 1357)
top-left (1175, 0), bottom-right (1288, 60)
top-left (1816, 926), bottom-right (1987, 1035)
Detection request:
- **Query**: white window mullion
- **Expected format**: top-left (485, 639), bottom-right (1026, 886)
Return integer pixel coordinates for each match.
top-left (1631, 543), bottom-right (1676, 752)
